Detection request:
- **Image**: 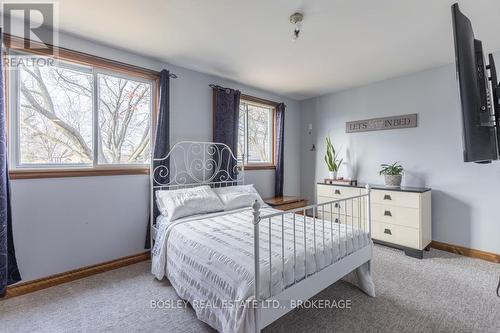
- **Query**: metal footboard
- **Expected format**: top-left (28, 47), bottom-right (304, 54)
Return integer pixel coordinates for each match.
top-left (252, 185), bottom-right (372, 325)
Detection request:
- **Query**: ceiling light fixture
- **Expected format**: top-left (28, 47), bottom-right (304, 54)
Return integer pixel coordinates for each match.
top-left (289, 12), bottom-right (304, 41)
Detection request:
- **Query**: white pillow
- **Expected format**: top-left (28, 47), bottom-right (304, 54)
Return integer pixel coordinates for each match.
top-left (213, 184), bottom-right (265, 211)
top-left (155, 194), bottom-right (169, 217)
top-left (156, 186), bottom-right (224, 221)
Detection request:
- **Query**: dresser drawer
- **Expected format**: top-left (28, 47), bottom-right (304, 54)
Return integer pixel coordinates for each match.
top-left (318, 196), bottom-right (365, 217)
top-left (317, 211), bottom-right (348, 223)
top-left (372, 221), bottom-right (419, 249)
top-left (317, 184), bottom-right (361, 199)
top-left (371, 189), bottom-right (420, 209)
top-left (371, 203), bottom-right (419, 229)
top-left (318, 212), bottom-right (367, 230)
top-left (317, 211), bottom-right (339, 222)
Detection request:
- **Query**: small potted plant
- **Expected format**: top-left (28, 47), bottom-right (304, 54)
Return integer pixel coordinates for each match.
top-left (379, 162), bottom-right (404, 187)
top-left (325, 137), bottom-right (343, 180)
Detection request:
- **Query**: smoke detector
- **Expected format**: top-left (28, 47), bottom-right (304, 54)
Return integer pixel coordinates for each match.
top-left (289, 12), bottom-right (304, 41)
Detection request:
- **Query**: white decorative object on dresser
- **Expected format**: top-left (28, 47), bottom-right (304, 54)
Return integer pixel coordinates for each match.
top-left (317, 183), bottom-right (432, 258)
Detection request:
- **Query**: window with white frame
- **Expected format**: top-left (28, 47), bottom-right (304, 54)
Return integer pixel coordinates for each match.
top-left (238, 97), bottom-right (276, 167)
top-left (8, 51), bottom-right (154, 171)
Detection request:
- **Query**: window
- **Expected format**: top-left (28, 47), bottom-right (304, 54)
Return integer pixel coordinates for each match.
top-left (96, 73), bottom-right (152, 165)
top-left (7, 48), bottom-right (156, 178)
top-left (238, 96), bottom-right (276, 169)
top-left (17, 59), bottom-right (94, 166)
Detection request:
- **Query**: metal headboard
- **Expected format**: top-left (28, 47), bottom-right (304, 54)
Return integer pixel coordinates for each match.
top-left (150, 141), bottom-right (245, 240)
top-left (151, 141), bottom-right (244, 191)
top-left (149, 141), bottom-right (244, 242)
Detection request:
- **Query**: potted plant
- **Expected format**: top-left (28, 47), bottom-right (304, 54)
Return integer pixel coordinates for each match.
top-left (379, 162), bottom-right (404, 187)
top-left (324, 137), bottom-right (343, 180)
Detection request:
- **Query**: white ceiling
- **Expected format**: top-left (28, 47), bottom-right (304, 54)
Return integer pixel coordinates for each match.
top-left (42, 1), bottom-right (500, 99)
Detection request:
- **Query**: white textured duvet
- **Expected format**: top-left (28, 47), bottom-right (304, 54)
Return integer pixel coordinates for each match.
top-left (152, 207), bottom-right (372, 333)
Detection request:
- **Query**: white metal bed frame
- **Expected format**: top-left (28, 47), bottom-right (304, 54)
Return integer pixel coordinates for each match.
top-left (150, 141), bottom-right (245, 240)
top-left (151, 141), bottom-right (374, 332)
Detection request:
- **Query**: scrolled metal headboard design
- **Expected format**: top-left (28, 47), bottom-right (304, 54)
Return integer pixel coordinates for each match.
top-left (151, 141), bottom-right (244, 190)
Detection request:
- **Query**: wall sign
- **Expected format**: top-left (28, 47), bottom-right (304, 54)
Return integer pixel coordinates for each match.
top-left (346, 114), bottom-right (417, 133)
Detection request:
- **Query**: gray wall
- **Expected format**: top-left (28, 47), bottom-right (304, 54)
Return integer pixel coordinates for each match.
top-left (11, 32), bottom-right (301, 282)
top-left (167, 62), bottom-right (301, 197)
top-left (300, 61), bottom-right (500, 255)
top-left (14, 28), bottom-right (500, 283)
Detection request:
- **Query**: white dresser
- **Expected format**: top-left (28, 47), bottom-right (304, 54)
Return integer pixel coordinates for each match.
top-left (316, 183), bottom-right (432, 258)
top-left (316, 184), bottom-right (366, 229)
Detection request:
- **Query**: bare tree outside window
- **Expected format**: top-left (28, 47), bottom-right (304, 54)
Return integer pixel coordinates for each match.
top-left (19, 63), bottom-right (93, 164)
top-left (13, 55), bottom-right (153, 169)
top-left (97, 74), bottom-right (151, 164)
top-left (238, 100), bottom-right (274, 165)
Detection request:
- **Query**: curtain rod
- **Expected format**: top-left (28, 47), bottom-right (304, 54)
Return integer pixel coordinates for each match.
top-left (209, 84), bottom-right (231, 90)
top-left (209, 84), bottom-right (239, 95)
top-left (170, 73), bottom-right (178, 79)
top-left (209, 84), bottom-right (284, 107)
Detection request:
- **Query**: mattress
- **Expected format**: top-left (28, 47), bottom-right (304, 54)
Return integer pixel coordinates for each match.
top-left (152, 206), bottom-right (370, 333)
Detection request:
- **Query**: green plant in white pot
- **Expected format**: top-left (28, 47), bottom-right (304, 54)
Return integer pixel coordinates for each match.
top-left (379, 162), bottom-right (404, 187)
top-left (325, 137), bottom-right (343, 180)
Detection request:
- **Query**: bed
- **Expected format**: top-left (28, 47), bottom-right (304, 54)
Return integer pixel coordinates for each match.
top-left (150, 141), bottom-right (375, 333)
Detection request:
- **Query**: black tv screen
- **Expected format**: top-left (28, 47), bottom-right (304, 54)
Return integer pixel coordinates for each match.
top-left (451, 3), bottom-right (498, 162)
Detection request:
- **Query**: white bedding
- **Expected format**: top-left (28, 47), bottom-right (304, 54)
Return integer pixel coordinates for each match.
top-left (155, 185), bottom-right (224, 220)
top-left (152, 206), bottom-right (372, 333)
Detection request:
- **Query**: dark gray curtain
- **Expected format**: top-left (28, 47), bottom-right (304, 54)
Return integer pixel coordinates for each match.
top-left (145, 69), bottom-right (170, 249)
top-left (212, 86), bottom-right (241, 181)
top-left (1, 34), bottom-right (22, 297)
top-left (274, 103), bottom-right (286, 197)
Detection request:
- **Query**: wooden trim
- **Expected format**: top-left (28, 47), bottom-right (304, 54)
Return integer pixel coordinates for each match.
top-left (272, 106), bottom-right (277, 166)
top-left (3, 34), bottom-right (160, 179)
top-left (3, 34), bottom-right (160, 80)
top-left (9, 167), bottom-right (149, 180)
top-left (244, 164), bottom-right (276, 170)
top-left (430, 240), bottom-right (500, 263)
top-left (240, 94), bottom-right (278, 167)
top-left (241, 94), bottom-right (279, 108)
top-left (3, 251), bottom-right (150, 300)
top-left (151, 76), bottom-right (161, 145)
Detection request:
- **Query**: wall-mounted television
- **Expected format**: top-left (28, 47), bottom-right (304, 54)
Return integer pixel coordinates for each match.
top-left (451, 3), bottom-right (499, 163)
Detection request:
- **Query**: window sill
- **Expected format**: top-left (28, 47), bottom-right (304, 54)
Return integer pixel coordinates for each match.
top-left (243, 165), bottom-right (276, 171)
top-left (9, 167), bottom-right (150, 180)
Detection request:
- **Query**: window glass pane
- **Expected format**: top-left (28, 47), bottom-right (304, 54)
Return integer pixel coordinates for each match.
top-left (246, 103), bottom-right (272, 164)
top-left (19, 61), bottom-right (93, 165)
top-left (97, 73), bottom-right (152, 164)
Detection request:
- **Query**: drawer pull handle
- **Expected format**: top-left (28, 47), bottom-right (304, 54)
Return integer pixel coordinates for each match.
top-left (334, 203), bottom-right (340, 208)
top-left (334, 218), bottom-right (339, 223)
top-left (384, 228), bottom-right (392, 235)
top-left (334, 189), bottom-right (341, 195)
top-left (384, 210), bottom-right (392, 217)
top-left (384, 194), bottom-right (392, 200)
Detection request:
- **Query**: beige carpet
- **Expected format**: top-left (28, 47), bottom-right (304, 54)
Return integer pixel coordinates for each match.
top-left (1, 245), bottom-right (499, 333)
